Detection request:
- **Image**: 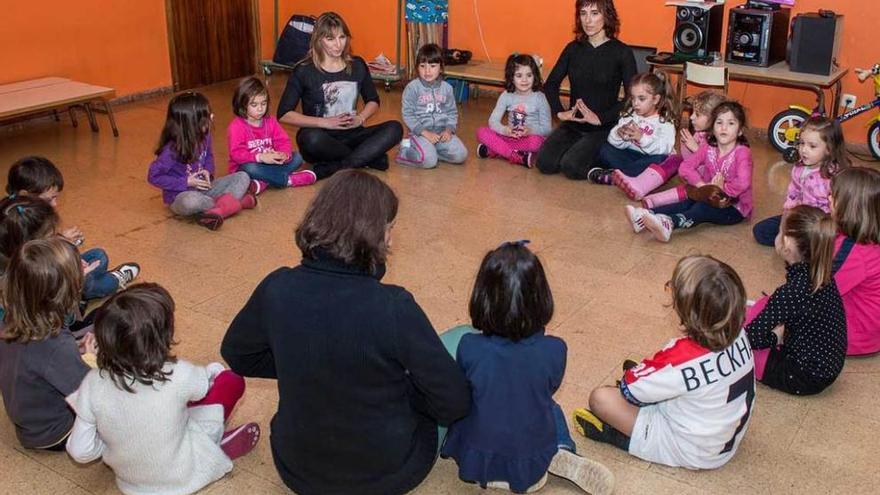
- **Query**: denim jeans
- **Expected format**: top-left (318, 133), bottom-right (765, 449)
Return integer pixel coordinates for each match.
top-left (753, 215), bottom-right (781, 247)
top-left (597, 143), bottom-right (668, 177)
top-left (238, 153), bottom-right (304, 188)
top-left (653, 199), bottom-right (745, 229)
top-left (82, 248), bottom-right (118, 300)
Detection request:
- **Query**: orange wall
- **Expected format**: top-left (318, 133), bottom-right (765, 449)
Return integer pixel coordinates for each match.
top-left (4, 1), bottom-right (877, 143)
top-left (1, 1), bottom-right (173, 96)
top-left (447, 0), bottom-right (879, 142)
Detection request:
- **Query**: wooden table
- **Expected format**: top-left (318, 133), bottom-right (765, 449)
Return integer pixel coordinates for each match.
top-left (650, 61), bottom-right (849, 118)
top-left (0, 77), bottom-right (119, 136)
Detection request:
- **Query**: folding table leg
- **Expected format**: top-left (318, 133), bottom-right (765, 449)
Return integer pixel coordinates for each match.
top-left (92, 99), bottom-right (119, 137)
top-left (83, 103), bottom-right (99, 132)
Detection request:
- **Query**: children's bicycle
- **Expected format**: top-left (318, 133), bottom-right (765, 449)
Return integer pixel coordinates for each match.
top-left (768, 63), bottom-right (880, 162)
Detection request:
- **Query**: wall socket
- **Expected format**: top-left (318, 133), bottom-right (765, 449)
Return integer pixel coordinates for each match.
top-left (841, 94), bottom-right (857, 109)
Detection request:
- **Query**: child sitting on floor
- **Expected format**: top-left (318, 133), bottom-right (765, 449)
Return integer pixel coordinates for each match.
top-left (588, 72), bottom-right (677, 184)
top-left (614, 91), bottom-right (726, 200)
top-left (441, 241), bottom-right (614, 495)
top-left (475, 53), bottom-right (552, 168)
top-left (66, 283), bottom-right (261, 494)
top-left (0, 238), bottom-right (92, 451)
top-left (746, 206), bottom-right (846, 395)
top-left (574, 255), bottom-right (754, 470)
top-left (752, 117), bottom-right (849, 246)
top-left (227, 76), bottom-right (315, 190)
top-left (148, 92), bottom-right (258, 231)
top-left (626, 101), bottom-right (753, 242)
top-left (396, 43), bottom-right (468, 168)
top-left (6, 156), bottom-right (139, 298)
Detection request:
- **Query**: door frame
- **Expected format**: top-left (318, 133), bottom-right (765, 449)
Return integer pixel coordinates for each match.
top-left (164, 0), bottom-right (262, 90)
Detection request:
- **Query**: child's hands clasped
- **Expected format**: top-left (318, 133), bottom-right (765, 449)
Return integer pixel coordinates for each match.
top-left (187, 170), bottom-right (212, 191)
top-left (620, 122), bottom-right (643, 142)
top-left (439, 129), bottom-right (453, 143)
top-left (508, 125), bottom-right (531, 139)
top-left (421, 130), bottom-right (441, 144)
top-left (257, 150), bottom-right (289, 165)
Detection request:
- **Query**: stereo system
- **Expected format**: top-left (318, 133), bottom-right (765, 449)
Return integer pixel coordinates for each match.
top-left (787, 12), bottom-right (845, 75)
top-left (673, 4), bottom-right (724, 60)
top-left (725, 6), bottom-right (790, 67)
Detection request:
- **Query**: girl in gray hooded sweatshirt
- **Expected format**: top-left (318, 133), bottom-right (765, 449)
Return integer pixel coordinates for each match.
top-left (396, 44), bottom-right (468, 169)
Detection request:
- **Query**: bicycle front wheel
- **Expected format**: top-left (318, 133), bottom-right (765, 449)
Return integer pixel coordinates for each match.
top-left (768, 109), bottom-right (809, 154)
top-left (868, 121), bottom-right (880, 160)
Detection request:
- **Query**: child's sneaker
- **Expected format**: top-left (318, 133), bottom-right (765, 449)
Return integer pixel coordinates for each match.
top-left (587, 167), bottom-right (613, 185)
top-left (487, 473), bottom-right (548, 493)
top-left (642, 212), bottom-right (674, 243)
top-left (624, 205), bottom-right (648, 233)
top-left (476, 143), bottom-right (490, 159)
top-left (239, 193), bottom-right (258, 210)
top-left (572, 408), bottom-right (630, 452)
top-left (288, 170), bottom-right (317, 187)
top-left (109, 263), bottom-right (140, 289)
top-left (247, 179), bottom-right (269, 196)
top-left (196, 212), bottom-right (224, 231)
top-left (548, 448), bottom-right (615, 495)
top-left (516, 151), bottom-right (536, 169)
top-left (220, 422), bottom-right (261, 460)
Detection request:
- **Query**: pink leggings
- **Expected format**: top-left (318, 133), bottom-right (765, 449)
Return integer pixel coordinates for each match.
top-left (745, 297), bottom-right (772, 381)
top-left (476, 127), bottom-right (545, 161)
top-left (189, 370), bottom-right (246, 421)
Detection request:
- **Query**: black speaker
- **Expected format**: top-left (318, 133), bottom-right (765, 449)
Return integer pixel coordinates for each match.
top-left (673, 4), bottom-right (724, 59)
top-left (725, 6), bottom-right (790, 67)
top-left (788, 12), bottom-right (844, 75)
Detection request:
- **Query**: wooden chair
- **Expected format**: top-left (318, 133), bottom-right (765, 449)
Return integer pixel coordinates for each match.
top-left (684, 61), bottom-right (729, 94)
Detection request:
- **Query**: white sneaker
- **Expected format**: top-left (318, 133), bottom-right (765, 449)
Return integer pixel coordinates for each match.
top-left (548, 449), bottom-right (615, 495)
top-left (109, 262), bottom-right (140, 289)
top-left (624, 205), bottom-right (648, 233)
top-left (643, 212), bottom-right (674, 243)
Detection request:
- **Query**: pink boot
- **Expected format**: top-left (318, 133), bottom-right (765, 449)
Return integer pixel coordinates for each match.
top-left (613, 167), bottom-right (665, 201)
top-left (642, 185), bottom-right (687, 209)
top-left (205, 193), bottom-right (243, 219)
top-left (288, 170), bottom-right (317, 187)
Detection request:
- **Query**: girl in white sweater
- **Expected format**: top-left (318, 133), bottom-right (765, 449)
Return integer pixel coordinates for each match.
top-left (66, 284), bottom-right (260, 495)
top-left (589, 72), bottom-right (677, 184)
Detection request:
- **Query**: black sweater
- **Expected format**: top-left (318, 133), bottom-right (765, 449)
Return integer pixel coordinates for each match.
top-left (221, 254), bottom-right (471, 495)
top-left (543, 38), bottom-right (636, 129)
top-left (277, 56), bottom-right (380, 119)
top-left (746, 262), bottom-right (847, 386)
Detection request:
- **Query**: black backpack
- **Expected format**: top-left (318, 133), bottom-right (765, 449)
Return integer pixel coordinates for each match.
top-left (273, 15), bottom-right (315, 66)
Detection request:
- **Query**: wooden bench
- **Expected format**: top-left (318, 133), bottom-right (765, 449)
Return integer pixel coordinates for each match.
top-left (0, 77), bottom-right (119, 136)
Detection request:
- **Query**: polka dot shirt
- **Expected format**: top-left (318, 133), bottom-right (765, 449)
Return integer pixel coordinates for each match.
top-left (746, 262), bottom-right (847, 383)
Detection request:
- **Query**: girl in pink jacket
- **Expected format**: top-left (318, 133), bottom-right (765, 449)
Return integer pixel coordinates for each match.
top-left (227, 77), bottom-right (315, 191)
top-left (752, 117), bottom-right (849, 246)
top-left (626, 101), bottom-right (753, 243)
top-left (829, 167), bottom-right (880, 355)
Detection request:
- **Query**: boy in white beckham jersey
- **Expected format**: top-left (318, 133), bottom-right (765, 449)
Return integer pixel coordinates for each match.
top-left (574, 255), bottom-right (755, 469)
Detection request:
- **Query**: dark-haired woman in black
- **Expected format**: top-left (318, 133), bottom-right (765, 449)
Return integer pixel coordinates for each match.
top-left (221, 170), bottom-right (470, 495)
top-left (537, 0), bottom-right (637, 180)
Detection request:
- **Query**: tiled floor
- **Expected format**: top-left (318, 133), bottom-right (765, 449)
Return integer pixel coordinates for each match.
top-left (0, 77), bottom-right (877, 494)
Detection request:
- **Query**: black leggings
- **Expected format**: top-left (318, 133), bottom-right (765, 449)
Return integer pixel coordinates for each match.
top-left (297, 121), bottom-right (403, 180)
top-left (536, 121), bottom-right (611, 180)
top-left (761, 346), bottom-right (834, 396)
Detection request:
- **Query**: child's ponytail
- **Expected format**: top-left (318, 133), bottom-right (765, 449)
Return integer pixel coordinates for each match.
top-left (782, 205), bottom-right (837, 292)
top-left (654, 70), bottom-right (678, 125)
top-left (623, 72), bottom-right (677, 124)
